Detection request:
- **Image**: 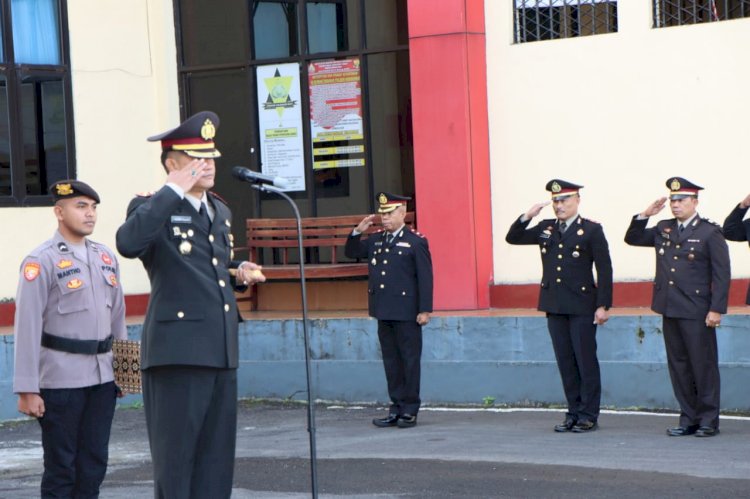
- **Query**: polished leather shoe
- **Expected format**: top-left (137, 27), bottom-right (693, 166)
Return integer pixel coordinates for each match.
top-left (571, 420), bottom-right (597, 433)
top-left (666, 425), bottom-right (699, 436)
top-left (695, 426), bottom-right (719, 437)
top-left (372, 414), bottom-right (399, 428)
top-left (397, 414), bottom-right (417, 428)
top-left (554, 418), bottom-right (577, 432)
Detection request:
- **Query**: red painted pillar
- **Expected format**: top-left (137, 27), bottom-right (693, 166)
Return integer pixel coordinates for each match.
top-left (407, 0), bottom-right (492, 310)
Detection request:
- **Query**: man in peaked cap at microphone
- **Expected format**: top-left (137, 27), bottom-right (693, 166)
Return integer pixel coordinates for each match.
top-left (506, 179), bottom-right (613, 433)
top-left (626, 177), bottom-right (729, 438)
top-left (116, 111), bottom-right (264, 498)
top-left (345, 192), bottom-right (433, 429)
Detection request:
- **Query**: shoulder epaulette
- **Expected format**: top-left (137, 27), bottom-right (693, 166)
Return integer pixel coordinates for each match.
top-left (209, 191), bottom-right (229, 206)
top-left (581, 217), bottom-right (601, 225)
top-left (702, 218), bottom-right (720, 227)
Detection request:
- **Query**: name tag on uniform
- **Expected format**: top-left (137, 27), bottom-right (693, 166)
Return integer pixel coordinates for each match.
top-left (374, 241), bottom-right (383, 246)
top-left (687, 239), bottom-right (701, 243)
top-left (540, 232), bottom-right (551, 239)
top-left (171, 215), bottom-right (192, 223)
top-left (396, 242), bottom-right (411, 248)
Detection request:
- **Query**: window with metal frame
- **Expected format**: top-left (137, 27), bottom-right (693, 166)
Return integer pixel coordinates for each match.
top-left (514, 0), bottom-right (618, 44)
top-left (654, 0), bottom-right (750, 27)
top-left (0, 0), bottom-right (75, 207)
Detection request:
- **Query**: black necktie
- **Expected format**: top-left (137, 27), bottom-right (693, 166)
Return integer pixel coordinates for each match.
top-left (559, 221), bottom-right (567, 233)
top-left (386, 233), bottom-right (394, 245)
top-left (199, 203), bottom-right (211, 227)
top-left (679, 223), bottom-right (684, 233)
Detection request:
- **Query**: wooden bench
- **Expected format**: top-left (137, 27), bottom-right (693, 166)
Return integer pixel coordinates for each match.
top-left (245, 212), bottom-right (415, 280)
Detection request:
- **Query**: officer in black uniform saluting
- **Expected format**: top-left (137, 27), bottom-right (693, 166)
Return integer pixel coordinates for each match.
top-left (625, 177), bottom-right (730, 437)
top-left (116, 111), bottom-right (265, 498)
top-left (345, 192), bottom-right (434, 429)
top-left (722, 191), bottom-right (750, 305)
top-left (506, 179), bottom-right (613, 433)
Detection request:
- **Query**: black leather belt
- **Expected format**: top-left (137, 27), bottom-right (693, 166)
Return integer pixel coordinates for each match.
top-left (41, 332), bottom-right (114, 355)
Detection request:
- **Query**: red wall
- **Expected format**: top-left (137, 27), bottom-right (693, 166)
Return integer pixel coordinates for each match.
top-left (408, 0), bottom-right (493, 310)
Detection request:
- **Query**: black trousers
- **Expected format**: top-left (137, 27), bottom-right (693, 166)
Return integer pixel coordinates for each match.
top-left (546, 313), bottom-right (601, 423)
top-left (662, 317), bottom-right (720, 428)
top-left (378, 320), bottom-right (423, 416)
top-left (38, 381), bottom-right (117, 499)
top-left (142, 366), bottom-right (237, 499)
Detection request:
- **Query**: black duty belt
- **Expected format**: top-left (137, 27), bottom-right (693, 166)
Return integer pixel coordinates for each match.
top-left (41, 332), bottom-right (114, 355)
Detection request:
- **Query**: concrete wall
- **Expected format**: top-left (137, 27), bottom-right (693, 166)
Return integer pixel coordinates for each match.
top-left (0, 0), bottom-right (180, 300)
top-left (3, 313), bottom-right (749, 421)
top-left (486, 2), bottom-right (750, 284)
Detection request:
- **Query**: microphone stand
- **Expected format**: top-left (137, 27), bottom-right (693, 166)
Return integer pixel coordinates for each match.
top-left (250, 182), bottom-right (318, 499)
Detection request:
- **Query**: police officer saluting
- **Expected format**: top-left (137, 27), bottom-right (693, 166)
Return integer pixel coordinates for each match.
top-left (13, 180), bottom-right (127, 498)
top-left (625, 177), bottom-right (730, 437)
top-left (722, 191), bottom-right (750, 305)
top-left (506, 180), bottom-right (613, 433)
top-left (116, 111), bottom-right (264, 498)
top-left (345, 193), bottom-right (434, 429)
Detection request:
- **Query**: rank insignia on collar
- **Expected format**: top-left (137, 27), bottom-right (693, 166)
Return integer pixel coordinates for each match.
top-left (67, 278), bottom-right (83, 289)
top-left (57, 259), bottom-right (73, 269)
top-left (24, 262), bottom-right (41, 281)
top-left (57, 242), bottom-right (69, 252)
top-left (101, 253), bottom-right (112, 265)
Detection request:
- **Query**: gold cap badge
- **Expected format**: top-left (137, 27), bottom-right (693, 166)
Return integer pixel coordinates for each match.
top-left (201, 119), bottom-right (216, 141)
top-left (551, 182), bottom-right (561, 193)
top-left (378, 193), bottom-right (388, 204)
top-left (670, 178), bottom-right (681, 191)
top-left (56, 183), bottom-right (73, 196)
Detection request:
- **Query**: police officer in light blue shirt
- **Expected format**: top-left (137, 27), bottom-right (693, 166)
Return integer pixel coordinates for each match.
top-left (14, 180), bottom-right (127, 498)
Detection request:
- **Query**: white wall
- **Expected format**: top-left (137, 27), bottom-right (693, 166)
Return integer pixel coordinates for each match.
top-left (0, 0), bottom-right (180, 300)
top-left (486, 2), bottom-right (750, 284)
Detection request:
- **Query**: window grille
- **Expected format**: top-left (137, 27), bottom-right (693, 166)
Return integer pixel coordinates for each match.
top-left (514, 0), bottom-right (618, 44)
top-left (654, 0), bottom-right (750, 27)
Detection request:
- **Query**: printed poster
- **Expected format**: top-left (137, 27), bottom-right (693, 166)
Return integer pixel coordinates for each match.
top-left (256, 63), bottom-right (305, 191)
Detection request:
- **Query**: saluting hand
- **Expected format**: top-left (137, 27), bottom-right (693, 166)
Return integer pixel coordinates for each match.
top-left (640, 197), bottom-right (667, 218)
top-left (18, 393), bottom-right (45, 418)
top-left (739, 193), bottom-right (750, 209)
top-left (524, 201), bottom-right (551, 221)
top-left (167, 159), bottom-right (209, 193)
top-left (355, 214), bottom-right (377, 233)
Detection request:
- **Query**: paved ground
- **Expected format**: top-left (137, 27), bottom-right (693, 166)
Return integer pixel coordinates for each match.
top-left (1, 401), bottom-right (749, 498)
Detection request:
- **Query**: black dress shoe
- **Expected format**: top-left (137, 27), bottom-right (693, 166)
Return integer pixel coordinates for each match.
top-left (554, 418), bottom-right (577, 432)
top-left (695, 426), bottom-right (719, 437)
top-left (666, 425), bottom-right (699, 436)
top-left (571, 420), bottom-right (597, 433)
top-left (397, 414), bottom-right (417, 428)
top-left (372, 414), bottom-right (399, 428)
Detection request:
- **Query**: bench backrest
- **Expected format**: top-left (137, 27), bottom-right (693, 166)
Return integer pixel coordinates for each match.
top-left (246, 212), bottom-right (415, 265)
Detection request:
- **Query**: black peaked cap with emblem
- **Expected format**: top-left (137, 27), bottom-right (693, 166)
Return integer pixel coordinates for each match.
top-left (377, 192), bottom-right (411, 214)
top-left (666, 177), bottom-right (703, 200)
top-left (545, 179), bottom-right (583, 200)
top-left (147, 111), bottom-right (221, 159)
top-left (49, 179), bottom-right (101, 204)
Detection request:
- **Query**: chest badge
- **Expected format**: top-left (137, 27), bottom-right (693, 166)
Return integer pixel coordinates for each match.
top-left (577, 229), bottom-right (584, 236)
top-left (541, 248), bottom-right (547, 254)
top-left (572, 251), bottom-right (580, 258)
top-left (371, 258), bottom-right (377, 266)
top-left (101, 253), bottom-right (112, 265)
top-left (688, 253), bottom-right (695, 261)
top-left (56, 259), bottom-right (73, 269)
top-left (658, 248), bottom-right (665, 255)
top-left (179, 240), bottom-right (193, 255)
top-left (110, 275), bottom-right (118, 286)
top-left (67, 278), bottom-right (83, 289)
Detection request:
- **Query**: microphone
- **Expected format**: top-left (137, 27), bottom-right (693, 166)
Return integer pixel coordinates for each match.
top-left (231, 166), bottom-right (289, 189)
